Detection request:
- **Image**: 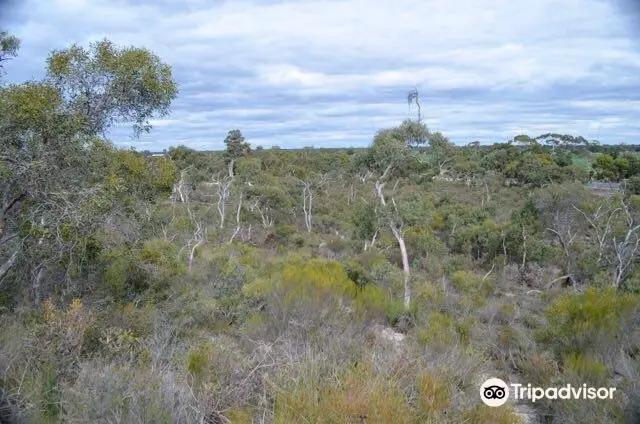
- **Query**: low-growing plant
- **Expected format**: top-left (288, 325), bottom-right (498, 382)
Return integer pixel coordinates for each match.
top-left (539, 287), bottom-right (638, 359)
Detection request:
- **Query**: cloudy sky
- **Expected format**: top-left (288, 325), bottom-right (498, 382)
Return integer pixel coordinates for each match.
top-left (1, 0), bottom-right (639, 150)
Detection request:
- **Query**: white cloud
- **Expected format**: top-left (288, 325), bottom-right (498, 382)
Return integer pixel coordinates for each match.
top-left (3, 0), bottom-right (640, 148)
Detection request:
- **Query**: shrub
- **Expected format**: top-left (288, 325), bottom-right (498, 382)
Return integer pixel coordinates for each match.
top-left (274, 224), bottom-right (297, 239)
top-left (417, 312), bottom-right (457, 348)
top-left (621, 266), bottom-right (640, 293)
top-left (273, 365), bottom-right (413, 424)
top-left (186, 341), bottom-right (214, 380)
top-left (462, 404), bottom-right (523, 424)
top-left (450, 270), bottom-right (493, 300)
top-left (416, 373), bottom-right (452, 418)
top-left (101, 239), bottom-right (185, 301)
top-left (539, 287), bottom-right (638, 359)
top-left (243, 258), bottom-right (393, 321)
top-left (563, 353), bottom-right (608, 386)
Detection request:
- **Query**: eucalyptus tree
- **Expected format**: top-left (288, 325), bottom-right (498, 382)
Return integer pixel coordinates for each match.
top-left (0, 30), bottom-right (19, 72)
top-left (47, 39), bottom-right (177, 136)
top-left (0, 34), bottom-right (178, 302)
top-left (360, 121), bottom-right (428, 309)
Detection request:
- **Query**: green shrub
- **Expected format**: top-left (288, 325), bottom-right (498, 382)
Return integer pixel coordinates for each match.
top-left (274, 224), bottom-right (297, 239)
top-left (450, 270), bottom-right (493, 300)
top-left (416, 373), bottom-right (452, 418)
top-left (100, 239), bottom-right (185, 301)
top-left (417, 312), bottom-right (457, 348)
top-left (462, 404), bottom-right (523, 424)
top-left (244, 258), bottom-right (394, 320)
top-left (621, 266), bottom-right (640, 293)
top-left (539, 287), bottom-right (638, 357)
top-left (563, 353), bottom-right (608, 386)
top-left (626, 175), bottom-right (640, 196)
top-left (186, 341), bottom-right (214, 380)
top-left (273, 365), bottom-right (413, 424)
top-left (40, 362), bottom-right (62, 421)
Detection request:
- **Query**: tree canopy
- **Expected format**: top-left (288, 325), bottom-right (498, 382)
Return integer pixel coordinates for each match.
top-left (46, 39), bottom-right (178, 136)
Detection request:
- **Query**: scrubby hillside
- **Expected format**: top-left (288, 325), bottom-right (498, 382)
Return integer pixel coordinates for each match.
top-left (1, 33), bottom-right (639, 424)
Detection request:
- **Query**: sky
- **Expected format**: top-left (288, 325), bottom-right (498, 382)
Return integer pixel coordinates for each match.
top-left (1, 0), bottom-right (639, 150)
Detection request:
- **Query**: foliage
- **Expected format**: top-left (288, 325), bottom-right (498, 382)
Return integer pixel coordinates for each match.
top-left (539, 287), bottom-right (638, 358)
top-left (273, 365), bottom-right (413, 424)
top-left (0, 30), bottom-right (20, 73)
top-left (3, 29), bottom-right (640, 424)
top-left (224, 129), bottom-right (251, 164)
top-left (46, 39), bottom-right (178, 136)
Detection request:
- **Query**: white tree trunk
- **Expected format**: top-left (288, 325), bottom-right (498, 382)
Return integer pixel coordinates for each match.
top-left (374, 171), bottom-right (411, 310)
top-left (391, 224), bottom-right (411, 309)
top-left (188, 239), bottom-right (203, 272)
top-left (229, 193), bottom-right (243, 243)
top-left (0, 249), bottom-right (18, 282)
top-left (302, 183), bottom-right (313, 232)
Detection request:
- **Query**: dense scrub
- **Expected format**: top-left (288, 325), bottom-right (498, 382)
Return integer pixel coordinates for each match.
top-left (1, 32), bottom-right (640, 423)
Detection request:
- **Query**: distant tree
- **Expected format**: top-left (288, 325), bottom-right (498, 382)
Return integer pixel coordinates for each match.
top-left (425, 131), bottom-right (457, 177)
top-left (407, 88), bottom-right (422, 122)
top-left (535, 133), bottom-right (589, 151)
top-left (46, 39), bottom-right (178, 136)
top-left (0, 30), bottom-right (20, 72)
top-left (592, 154), bottom-right (618, 181)
top-left (223, 129), bottom-right (251, 173)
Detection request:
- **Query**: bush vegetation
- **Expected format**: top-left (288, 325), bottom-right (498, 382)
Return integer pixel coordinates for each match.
top-left (1, 30), bottom-right (639, 423)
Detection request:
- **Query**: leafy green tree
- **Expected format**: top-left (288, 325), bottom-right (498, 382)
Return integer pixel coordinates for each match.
top-left (46, 39), bottom-right (178, 136)
top-left (626, 176), bottom-right (640, 196)
top-left (535, 133), bottom-right (589, 151)
top-left (425, 131), bottom-right (457, 178)
top-left (224, 129), bottom-right (251, 166)
top-left (0, 37), bottom-right (178, 302)
top-left (399, 119), bottom-right (428, 147)
top-left (480, 143), bottom-right (520, 174)
top-left (512, 134), bottom-right (538, 146)
top-left (0, 30), bottom-right (20, 73)
top-left (361, 122), bottom-right (423, 309)
top-left (592, 154), bottom-right (618, 181)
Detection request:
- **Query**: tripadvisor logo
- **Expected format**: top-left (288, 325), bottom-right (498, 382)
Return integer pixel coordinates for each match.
top-left (480, 378), bottom-right (617, 407)
top-left (480, 378), bottom-right (509, 407)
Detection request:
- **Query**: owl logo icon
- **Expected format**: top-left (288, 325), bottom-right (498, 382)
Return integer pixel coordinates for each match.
top-left (480, 378), bottom-right (509, 407)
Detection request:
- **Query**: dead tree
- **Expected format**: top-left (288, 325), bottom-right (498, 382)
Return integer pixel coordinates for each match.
top-left (613, 200), bottom-right (640, 288)
top-left (574, 199), bottom-right (640, 288)
top-left (573, 203), bottom-right (620, 265)
top-left (297, 173), bottom-right (328, 233)
top-left (211, 164), bottom-right (234, 229)
top-left (179, 198), bottom-right (206, 272)
top-left (171, 168), bottom-right (191, 203)
top-left (229, 192), bottom-right (244, 243)
top-left (545, 209), bottom-right (580, 286)
top-left (407, 88), bottom-right (422, 123)
top-left (249, 195), bottom-right (275, 229)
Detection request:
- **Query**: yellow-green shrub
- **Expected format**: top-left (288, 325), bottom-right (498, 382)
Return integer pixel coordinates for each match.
top-left (563, 353), bottom-right (608, 386)
top-left (273, 366), bottom-right (413, 424)
top-left (243, 258), bottom-right (393, 319)
top-left (417, 312), bottom-right (457, 348)
top-left (186, 341), bottom-right (215, 380)
top-left (450, 270), bottom-right (493, 301)
top-left (462, 404), bottom-right (523, 424)
top-left (416, 374), bottom-right (452, 418)
top-left (539, 287), bottom-right (638, 357)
